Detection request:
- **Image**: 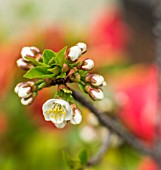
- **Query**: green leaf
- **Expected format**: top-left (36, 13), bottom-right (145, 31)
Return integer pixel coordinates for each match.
top-left (25, 56), bottom-right (45, 66)
top-left (47, 66), bottom-right (60, 77)
top-left (56, 72), bottom-right (66, 79)
top-left (79, 149), bottom-right (89, 166)
top-left (42, 49), bottom-right (56, 64)
top-left (23, 66), bottom-right (54, 79)
top-left (55, 46), bottom-right (67, 66)
top-left (78, 83), bottom-right (86, 93)
top-left (78, 70), bottom-right (88, 78)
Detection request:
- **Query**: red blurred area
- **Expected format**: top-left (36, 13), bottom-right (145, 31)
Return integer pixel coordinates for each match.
top-left (138, 158), bottom-right (157, 170)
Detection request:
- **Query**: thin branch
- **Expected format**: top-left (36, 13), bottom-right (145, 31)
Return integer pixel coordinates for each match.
top-left (87, 131), bottom-right (112, 167)
top-left (72, 90), bottom-right (154, 156)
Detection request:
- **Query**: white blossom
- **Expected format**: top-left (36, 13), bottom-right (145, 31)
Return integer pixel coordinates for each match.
top-left (68, 46), bottom-right (82, 62)
top-left (76, 42), bottom-right (87, 54)
top-left (16, 58), bottom-right (33, 70)
top-left (70, 108), bottom-right (82, 125)
top-left (81, 58), bottom-right (94, 71)
top-left (42, 99), bottom-right (73, 128)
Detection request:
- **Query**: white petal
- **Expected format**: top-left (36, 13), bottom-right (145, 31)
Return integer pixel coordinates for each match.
top-left (102, 81), bottom-right (107, 87)
top-left (55, 121), bottom-right (67, 128)
top-left (18, 86), bottom-right (31, 98)
top-left (21, 97), bottom-right (33, 105)
top-left (92, 89), bottom-right (104, 100)
top-left (50, 114), bottom-right (65, 124)
top-left (76, 42), bottom-right (87, 54)
top-left (70, 109), bottom-right (82, 125)
top-left (68, 46), bottom-right (82, 61)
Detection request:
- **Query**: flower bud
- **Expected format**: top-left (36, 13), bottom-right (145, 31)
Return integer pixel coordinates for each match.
top-left (81, 58), bottom-right (94, 71)
top-left (70, 104), bottom-right (82, 125)
top-left (62, 63), bottom-right (69, 73)
top-left (76, 42), bottom-right (87, 54)
top-left (16, 58), bottom-right (33, 70)
top-left (18, 85), bottom-right (32, 98)
top-left (85, 74), bottom-right (105, 87)
top-left (21, 97), bottom-right (34, 105)
top-left (14, 82), bottom-right (24, 94)
top-left (17, 81), bottom-right (35, 98)
top-left (67, 46), bottom-right (82, 62)
top-left (69, 73), bottom-right (81, 82)
top-left (85, 85), bottom-right (104, 100)
top-left (21, 46), bottom-right (41, 61)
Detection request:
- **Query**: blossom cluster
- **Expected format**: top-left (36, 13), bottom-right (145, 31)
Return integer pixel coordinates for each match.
top-left (14, 42), bottom-right (106, 128)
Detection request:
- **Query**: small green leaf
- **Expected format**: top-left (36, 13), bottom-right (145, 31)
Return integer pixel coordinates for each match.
top-left (79, 149), bottom-right (89, 165)
top-left (42, 49), bottom-right (56, 64)
top-left (78, 83), bottom-right (86, 93)
top-left (47, 66), bottom-right (60, 77)
top-left (25, 56), bottom-right (45, 66)
top-left (23, 66), bottom-right (54, 79)
top-left (56, 72), bottom-right (66, 79)
top-left (78, 70), bottom-right (88, 78)
top-left (55, 46), bottom-right (67, 66)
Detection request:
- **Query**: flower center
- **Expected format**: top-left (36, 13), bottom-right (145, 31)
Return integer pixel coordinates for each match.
top-left (46, 103), bottom-right (66, 121)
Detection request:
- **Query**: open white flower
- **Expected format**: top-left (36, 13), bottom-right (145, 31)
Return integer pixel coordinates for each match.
top-left (68, 46), bottom-right (82, 62)
top-left (42, 99), bottom-right (73, 128)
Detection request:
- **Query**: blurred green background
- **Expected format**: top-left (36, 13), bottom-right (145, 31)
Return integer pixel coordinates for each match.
top-left (0, 0), bottom-right (158, 169)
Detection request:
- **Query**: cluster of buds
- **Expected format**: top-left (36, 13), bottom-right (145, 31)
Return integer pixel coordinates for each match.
top-left (84, 74), bottom-right (106, 100)
top-left (16, 46), bottom-right (41, 70)
top-left (42, 99), bottom-right (82, 128)
top-left (14, 42), bottom-right (106, 128)
top-left (14, 81), bottom-right (37, 105)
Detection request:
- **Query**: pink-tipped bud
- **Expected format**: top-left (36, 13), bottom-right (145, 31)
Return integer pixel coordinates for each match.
top-left (85, 74), bottom-right (105, 87)
top-left (70, 104), bottom-right (82, 125)
top-left (21, 97), bottom-right (34, 105)
top-left (14, 82), bottom-right (25, 94)
top-left (81, 58), bottom-right (94, 71)
top-left (76, 42), bottom-right (87, 54)
top-left (21, 46), bottom-right (41, 61)
top-left (16, 58), bottom-right (33, 70)
top-left (85, 85), bottom-right (104, 100)
top-left (17, 81), bottom-right (35, 98)
top-left (67, 46), bottom-right (82, 62)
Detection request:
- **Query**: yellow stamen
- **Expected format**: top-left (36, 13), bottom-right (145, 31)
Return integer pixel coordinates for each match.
top-left (46, 103), bottom-right (66, 121)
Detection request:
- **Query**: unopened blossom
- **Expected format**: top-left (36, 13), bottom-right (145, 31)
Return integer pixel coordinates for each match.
top-left (16, 58), bottom-right (33, 70)
top-left (21, 97), bottom-right (34, 105)
top-left (18, 83), bottom-right (33, 98)
top-left (81, 58), bottom-right (94, 71)
top-left (14, 82), bottom-right (25, 94)
top-left (85, 74), bottom-right (105, 87)
top-left (70, 104), bottom-right (82, 125)
top-left (76, 42), bottom-right (87, 54)
top-left (42, 99), bottom-right (73, 128)
top-left (21, 46), bottom-right (41, 61)
top-left (67, 46), bottom-right (82, 62)
top-left (85, 85), bottom-right (104, 100)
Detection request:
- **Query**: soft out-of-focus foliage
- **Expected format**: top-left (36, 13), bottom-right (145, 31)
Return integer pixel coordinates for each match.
top-left (0, 0), bottom-right (158, 169)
